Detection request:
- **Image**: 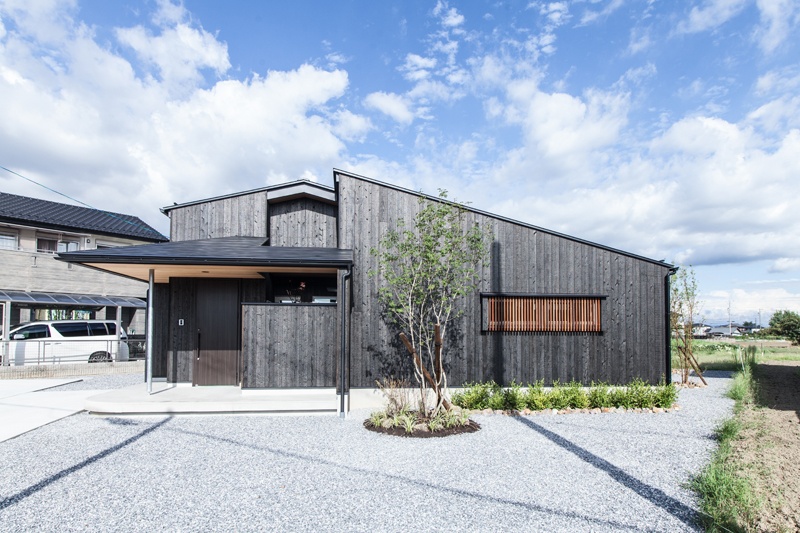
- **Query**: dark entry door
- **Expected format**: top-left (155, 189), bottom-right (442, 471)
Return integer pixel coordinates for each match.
top-left (194, 279), bottom-right (240, 386)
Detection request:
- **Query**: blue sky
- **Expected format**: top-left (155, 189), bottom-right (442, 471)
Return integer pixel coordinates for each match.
top-left (1, 0), bottom-right (799, 324)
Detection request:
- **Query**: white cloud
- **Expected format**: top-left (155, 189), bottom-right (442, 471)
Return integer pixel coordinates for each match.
top-left (400, 53), bottom-right (436, 82)
top-left (579, 0), bottom-right (624, 25)
top-left (769, 258), bottom-right (800, 273)
top-left (364, 91), bottom-right (415, 124)
top-left (676, 0), bottom-right (749, 34)
top-left (753, 0), bottom-right (800, 53)
top-left (0, 2), bottom-right (355, 234)
top-left (331, 109), bottom-right (372, 142)
top-left (433, 1), bottom-right (465, 29)
top-left (115, 20), bottom-right (230, 96)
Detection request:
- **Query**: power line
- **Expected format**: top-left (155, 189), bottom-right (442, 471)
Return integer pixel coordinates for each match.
top-left (0, 164), bottom-right (165, 239)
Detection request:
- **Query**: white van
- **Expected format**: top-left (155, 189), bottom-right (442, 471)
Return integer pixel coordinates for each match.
top-left (2, 320), bottom-right (129, 365)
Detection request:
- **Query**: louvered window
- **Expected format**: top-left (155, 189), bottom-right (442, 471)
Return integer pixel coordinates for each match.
top-left (482, 294), bottom-right (604, 333)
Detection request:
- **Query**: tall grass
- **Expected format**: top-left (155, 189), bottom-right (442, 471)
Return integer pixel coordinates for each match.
top-left (690, 364), bottom-right (759, 531)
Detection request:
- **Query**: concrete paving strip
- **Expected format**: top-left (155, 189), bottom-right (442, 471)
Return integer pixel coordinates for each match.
top-left (0, 378), bottom-right (102, 442)
top-left (0, 378), bottom-right (80, 399)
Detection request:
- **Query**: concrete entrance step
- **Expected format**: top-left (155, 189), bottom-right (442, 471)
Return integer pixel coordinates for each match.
top-left (85, 383), bottom-right (339, 415)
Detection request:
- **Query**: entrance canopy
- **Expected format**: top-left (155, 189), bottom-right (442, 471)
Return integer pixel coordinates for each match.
top-left (57, 236), bottom-right (354, 283)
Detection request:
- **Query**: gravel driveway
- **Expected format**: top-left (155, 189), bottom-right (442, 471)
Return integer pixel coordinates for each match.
top-left (0, 373), bottom-right (733, 532)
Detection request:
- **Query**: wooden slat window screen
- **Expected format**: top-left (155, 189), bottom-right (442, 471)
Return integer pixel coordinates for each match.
top-left (484, 296), bottom-right (602, 333)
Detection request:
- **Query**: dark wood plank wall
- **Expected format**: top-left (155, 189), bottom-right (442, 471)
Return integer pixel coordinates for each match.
top-left (150, 283), bottom-right (170, 379)
top-left (241, 304), bottom-right (338, 388)
top-left (168, 192), bottom-right (269, 241)
top-left (337, 173), bottom-right (670, 386)
top-left (167, 278), bottom-right (197, 383)
top-left (269, 198), bottom-right (337, 247)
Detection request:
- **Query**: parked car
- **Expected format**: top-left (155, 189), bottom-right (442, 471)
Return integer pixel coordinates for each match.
top-left (1, 320), bottom-right (129, 365)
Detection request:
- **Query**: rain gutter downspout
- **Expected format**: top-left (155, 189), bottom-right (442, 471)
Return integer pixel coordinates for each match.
top-left (666, 266), bottom-right (679, 382)
top-left (339, 266), bottom-right (352, 418)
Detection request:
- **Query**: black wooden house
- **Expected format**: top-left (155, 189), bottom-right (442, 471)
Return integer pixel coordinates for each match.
top-left (60, 171), bottom-right (674, 402)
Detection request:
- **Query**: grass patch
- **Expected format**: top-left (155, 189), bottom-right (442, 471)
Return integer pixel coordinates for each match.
top-left (690, 364), bottom-right (760, 531)
top-left (678, 339), bottom-right (800, 372)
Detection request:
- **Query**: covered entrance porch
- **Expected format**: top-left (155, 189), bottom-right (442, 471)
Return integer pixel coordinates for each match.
top-left (58, 237), bottom-right (353, 399)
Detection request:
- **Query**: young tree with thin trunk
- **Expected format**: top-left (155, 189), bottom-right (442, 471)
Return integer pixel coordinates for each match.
top-left (670, 266), bottom-right (705, 385)
top-left (371, 191), bottom-right (490, 415)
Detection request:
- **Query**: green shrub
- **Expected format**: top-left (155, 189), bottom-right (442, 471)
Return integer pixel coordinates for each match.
top-left (501, 381), bottom-right (526, 410)
top-left (548, 381), bottom-right (572, 410)
top-left (653, 380), bottom-right (678, 408)
top-left (453, 381), bottom-right (499, 410)
top-left (525, 380), bottom-right (549, 410)
top-left (609, 386), bottom-right (633, 409)
top-left (588, 382), bottom-right (613, 408)
top-left (487, 390), bottom-right (507, 410)
top-left (627, 378), bottom-right (656, 408)
top-left (563, 380), bottom-right (589, 409)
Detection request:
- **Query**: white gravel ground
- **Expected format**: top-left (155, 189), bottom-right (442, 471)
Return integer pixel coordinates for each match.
top-left (0, 372), bottom-right (733, 532)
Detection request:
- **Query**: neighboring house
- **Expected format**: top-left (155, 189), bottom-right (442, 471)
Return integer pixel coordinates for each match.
top-left (0, 191), bottom-right (168, 336)
top-left (60, 171), bottom-right (675, 400)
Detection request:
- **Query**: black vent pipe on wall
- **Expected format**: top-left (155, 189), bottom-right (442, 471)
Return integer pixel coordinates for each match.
top-left (339, 266), bottom-right (352, 418)
top-left (665, 266), bottom-right (679, 382)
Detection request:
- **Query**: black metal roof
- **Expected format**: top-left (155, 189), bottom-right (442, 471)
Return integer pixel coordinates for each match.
top-left (334, 169), bottom-right (675, 269)
top-left (58, 236), bottom-right (353, 267)
top-left (0, 191), bottom-right (168, 242)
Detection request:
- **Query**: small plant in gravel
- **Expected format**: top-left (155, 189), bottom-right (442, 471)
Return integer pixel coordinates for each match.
top-left (369, 411), bottom-right (388, 428)
top-left (399, 413), bottom-right (417, 434)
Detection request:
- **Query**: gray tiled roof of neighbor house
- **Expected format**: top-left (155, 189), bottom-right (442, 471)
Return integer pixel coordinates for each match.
top-left (0, 192), bottom-right (168, 242)
top-left (58, 236), bottom-right (354, 266)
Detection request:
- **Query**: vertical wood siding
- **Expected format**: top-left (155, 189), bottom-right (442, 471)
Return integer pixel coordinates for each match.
top-left (337, 173), bottom-right (670, 386)
top-left (167, 278), bottom-right (197, 383)
top-left (269, 198), bottom-right (337, 247)
top-left (168, 192), bottom-right (269, 241)
top-left (151, 283), bottom-right (170, 379)
top-left (241, 304), bottom-right (338, 388)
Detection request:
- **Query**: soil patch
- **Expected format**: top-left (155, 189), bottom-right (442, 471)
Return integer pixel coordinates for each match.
top-left (730, 361), bottom-right (800, 532)
top-left (363, 419), bottom-right (481, 438)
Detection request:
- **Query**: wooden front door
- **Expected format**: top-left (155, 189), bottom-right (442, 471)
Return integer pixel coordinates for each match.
top-left (194, 279), bottom-right (240, 386)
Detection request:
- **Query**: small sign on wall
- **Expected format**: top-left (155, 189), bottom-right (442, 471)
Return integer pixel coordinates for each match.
top-left (178, 319), bottom-right (184, 326)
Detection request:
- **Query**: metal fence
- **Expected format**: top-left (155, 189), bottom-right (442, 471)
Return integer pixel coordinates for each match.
top-left (0, 338), bottom-right (130, 366)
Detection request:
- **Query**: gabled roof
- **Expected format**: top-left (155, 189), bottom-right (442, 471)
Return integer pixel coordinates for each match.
top-left (160, 180), bottom-right (336, 214)
top-left (333, 169), bottom-right (675, 269)
top-left (0, 191), bottom-right (167, 242)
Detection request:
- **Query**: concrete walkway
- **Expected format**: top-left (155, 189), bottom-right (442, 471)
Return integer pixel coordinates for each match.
top-left (0, 379), bottom-right (107, 442)
top-left (84, 382), bottom-right (340, 415)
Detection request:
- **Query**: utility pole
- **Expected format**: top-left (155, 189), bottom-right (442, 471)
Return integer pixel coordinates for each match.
top-left (728, 299), bottom-right (732, 336)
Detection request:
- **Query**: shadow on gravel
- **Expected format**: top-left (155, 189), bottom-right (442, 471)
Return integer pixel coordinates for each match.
top-left (166, 427), bottom-right (660, 532)
top-left (0, 417), bottom-right (172, 511)
top-left (515, 417), bottom-right (698, 529)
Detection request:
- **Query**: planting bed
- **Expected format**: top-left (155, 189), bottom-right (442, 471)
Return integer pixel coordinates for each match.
top-left (363, 418), bottom-right (480, 438)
